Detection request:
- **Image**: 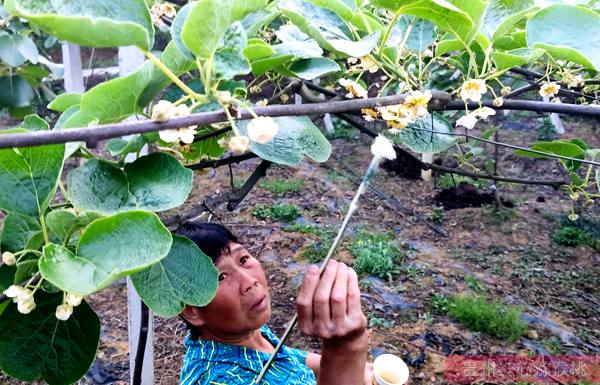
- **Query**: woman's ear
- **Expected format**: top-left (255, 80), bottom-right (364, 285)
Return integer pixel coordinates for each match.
top-left (181, 305), bottom-right (206, 328)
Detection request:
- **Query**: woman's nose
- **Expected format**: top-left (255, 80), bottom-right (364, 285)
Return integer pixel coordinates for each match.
top-left (239, 271), bottom-right (258, 294)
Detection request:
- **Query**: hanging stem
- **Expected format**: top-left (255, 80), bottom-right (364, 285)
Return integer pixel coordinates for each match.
top-left (144, 51), bottom-right (205, 102)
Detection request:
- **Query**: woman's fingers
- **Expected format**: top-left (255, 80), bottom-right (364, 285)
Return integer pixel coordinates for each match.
top-left (330, 262), bottom-right (349, 325)
top-left (312, 260), bottom-right (339, 331)
top-left (296, 264), bottom-right (320, 334)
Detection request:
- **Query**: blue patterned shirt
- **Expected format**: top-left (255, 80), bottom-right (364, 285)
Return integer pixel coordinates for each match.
top-left (180, 325), bottom-right (317, 385)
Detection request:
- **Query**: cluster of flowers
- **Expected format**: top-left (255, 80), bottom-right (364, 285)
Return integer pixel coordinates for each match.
top-left (339, 79), bottom-right (432, 133)
top-left (150, 2), bottom-right (177, 27)
top-left (455, 79), bottom-right (498, 130)
top-left (3, 282), bottom-right (84, 320)
top-left (152, 100), bottom-right (198, 144)
top-left (218, 116), bottom-right (280, 154)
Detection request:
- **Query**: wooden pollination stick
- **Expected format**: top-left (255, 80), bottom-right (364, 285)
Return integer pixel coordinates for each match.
top-left (253, 153), bottom-right (386, 384)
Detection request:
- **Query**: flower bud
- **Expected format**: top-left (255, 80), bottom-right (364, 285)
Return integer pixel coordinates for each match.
top-left (500, 86), bottom-right (512, 96)
top-left (228, 135), bottom-right (251, 154)
top-left (247, 117), bottom-right (279, 144)
top-left (17, 297), bottom-right (35, 314)
top-left (568, 213), bottom-right (579, 221)
top-left (493, 97), bottom-right (504, 107)
top-left (4, 285), bottom-right (25, 300)
top-left (569, 192), bottom-right (579, 201)
top-left (55, 304), bottom-right (73, 321)
top-left (2, 251), bottom-right (16, 266)
top-left (66, 293), bottom-right (83, 307)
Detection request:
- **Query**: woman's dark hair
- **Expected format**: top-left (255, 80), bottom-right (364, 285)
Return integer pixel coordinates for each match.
top-left (175, 222), bottom-right (239, 340)
top-left (175, 222), bottom-right (239, 263)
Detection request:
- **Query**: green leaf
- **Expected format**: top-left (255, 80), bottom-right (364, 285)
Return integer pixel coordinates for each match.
top-left (45, 209), bottom-right (78, 244)
top-left (0, 34), bottom-right (26, 66)
top-left (47, 93), bottom-right (82, 112)
top-left (371, 0), bottom-right (477, 44)
top-left (491, 48), bottom-right (545, 70)
top-left (306, 0), bottom-right (356, 20)
top-left (0, 292), bottom-right (100, 385)
top-left (251, 54), bottom-right (296, 76)
top-left (241, 9), bottom-right (278, 37)
top-left (284, 57), bottom-right (341, 80)
top-left (387, 16), bottom-right (436, 52)
top-left (4, 0), bottom-right (154, 50)
top-left (514, 140), bottom-right (586, 171)
top-left (0, 212), bottom-right (42, 252)
top-left (20, 114), bottom-right (49, 131)
top-left (481, 0), bottom-right (535, 41)
top-left (0, 75), bottom-right (33, 108)
top-left (0, 265), bottom-right (16, 292)
top-left (105, 135), bottom-right (147, 157)
top-left (527, 4), bottom-right (600, 70)
top-left (131, 235), bottom-right (218, 317)
top-left (62, 42), bottom-right (193, 128)
top-left (14, 254), bottom-right (38, 284)
top-left (68, 153), bottom-right (193, 214)
top-left (237, 116), bottom-right (332, 165)
top-left (274, 24), bottom-right (323, 58)
top-left (40, 211), bottom-right (172, 295)
top-left (244, 42), bottom-right (276, 61)
top-left (279, 0), bottom-right (380, 57)
top-left (171, 3), bottom-right (195, 60)
top-left (182, 0), bottom-right (267, 58)
top-left (392, 113), bottom-right (458, 153)
top-left (214, 48), bottom-right (252, 80)
top-left (0, 143), bottom-right (64, 216)
top-left (435, 38), bottom-right (463, 56)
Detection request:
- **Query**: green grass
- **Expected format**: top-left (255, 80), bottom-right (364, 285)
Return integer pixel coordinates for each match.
top-left (284, 224), bottom-right (334, 263)
top-left (349, 228), bottom-right (402, 280)
top-left (252, 203), bottom-right (300, 223)
top-left (445, 294), bottom-right (528, 342)
top-left (436, 174), bottom-right (488, 190)
top-left (259, 178), bottom-right (304, 196)
top-left (552, 219), bottom-right (600, 250)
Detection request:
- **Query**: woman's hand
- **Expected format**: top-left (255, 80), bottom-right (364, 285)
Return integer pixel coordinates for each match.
top-left (296, 260), bottom-right (369, 385)
top-left (296, 260), bottom-right (368, 343)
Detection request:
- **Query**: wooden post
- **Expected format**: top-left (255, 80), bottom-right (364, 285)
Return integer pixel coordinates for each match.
top-left (119, 45), bottom-right (153, 385)
top-left (421, 153), bottom-right (433, 181)
top-left (61, 43), bottom-right (84, 93)
top-left (543, 96), bottom-right (565, 134)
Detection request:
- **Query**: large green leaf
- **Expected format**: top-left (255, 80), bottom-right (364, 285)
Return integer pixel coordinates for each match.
top-left (131, 235), bottom-right (218, 317)
top-left (47, 93), bottom-right (82, 113)
top-left (0, 141), bottom-right (64, 216)
top-left (241, 9), bottom-right (279, 37)
top-left (274, 24), bottom-right (323, 58)
top-left (514, 140), bottom-right (586, 171)
top-left (45, 209), bottom-right (78, 245)
top-left (237, 116), bottom-right (331, 165)
top-left (0, 212), bottom-right (42, 253)
top-left (386, 16), bottom-right (436, 52)
top-left (481, 0), bottom-right (535, 41)
top-left (284, 58), bottom-right (341, 80)
top-left (0, 33), bottom-right (32, 67)
top-left (68, 153), bottom-right (193, 214)
top-left (306, 0), bottom-right (357, 20)
top-left (392, 113), bottom-right (458, 154)
top-left (491, 48), bottom-right (545, 70)
top-left (279, 0), bottom-right (380, 57)
top-left (371, 0), bottom-right (478, 44)
top-left (62, 42), bottom-right (193, 128)
top-left (0, 292), bottom-right (100, 385)
top-left (39, 211), bottom-right (172, 295)
top-left (181, 0), bottom-right (267, 58)
top-left (0, 75), bottom-right (33, 108)
top-left (4, 0), bottom-right (154, 50)
top-left (527, 5), bottom-right (600, 70)
top-left (171, 3), bottom-right (195, 60)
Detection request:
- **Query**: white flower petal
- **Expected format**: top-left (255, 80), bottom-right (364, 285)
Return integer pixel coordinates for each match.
top-left (371, 135), bottom-right (396, 160)
top-left (159, 129), bottom-right (180, 143)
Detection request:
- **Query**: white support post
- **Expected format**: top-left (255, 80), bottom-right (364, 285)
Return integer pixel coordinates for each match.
top-left (543, 96), bottom-right (565, 134)
top-left (421, 153), bottom-right (433, 182)
top-left (312, 79), bottom-right (334, 135)
top-left (61, 42), bottom-right (84, 93)
top-left (119, 45), bottom-right (153, 385)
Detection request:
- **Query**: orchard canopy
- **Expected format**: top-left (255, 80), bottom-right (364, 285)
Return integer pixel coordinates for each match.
top-left (0, 0), bottom-right (599, 384)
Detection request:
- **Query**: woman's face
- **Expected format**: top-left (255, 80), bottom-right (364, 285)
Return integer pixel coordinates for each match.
top-left (192, 242), bottom-right (271, 339)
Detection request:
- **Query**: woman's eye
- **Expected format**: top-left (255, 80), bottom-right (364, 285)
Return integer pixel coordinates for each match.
top-left (218, 273), bottom-right (226, 281)
top-left (240, 256), bottom-right (249, 265)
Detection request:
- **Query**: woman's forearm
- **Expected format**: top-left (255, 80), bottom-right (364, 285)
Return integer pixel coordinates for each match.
top-left (317, 332), bottom-right (368, 385)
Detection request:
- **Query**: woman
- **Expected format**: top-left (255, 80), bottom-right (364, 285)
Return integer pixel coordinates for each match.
top-left (177, 222), bottom-right (372, 385)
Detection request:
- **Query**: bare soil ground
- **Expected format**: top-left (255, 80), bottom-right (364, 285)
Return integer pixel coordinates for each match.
top-left (2, 111), bottom-right (599, 385)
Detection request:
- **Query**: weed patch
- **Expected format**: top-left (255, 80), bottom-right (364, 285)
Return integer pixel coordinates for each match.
top-left (252, 203), bottom-right (300, 222)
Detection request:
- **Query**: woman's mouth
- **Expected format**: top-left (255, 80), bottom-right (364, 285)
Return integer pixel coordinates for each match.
top-left (250, 295), bottom-right (267, 311)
